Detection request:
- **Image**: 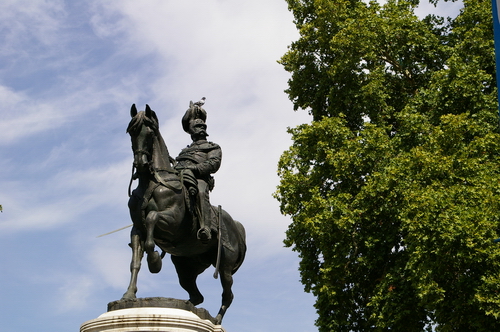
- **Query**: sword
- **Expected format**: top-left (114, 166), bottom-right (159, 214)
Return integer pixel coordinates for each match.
top-left (97, 224), bottom-right (133, 238)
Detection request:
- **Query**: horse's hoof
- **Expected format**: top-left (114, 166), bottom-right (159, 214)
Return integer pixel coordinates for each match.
top-left (214, 314), bottom-right (223, 325)
top-left (147, 251), bottom-right (162, 273)
top-left (188, 295), bottom-right (204, 306)
top-left (121, 293), bottom-right (136, 300)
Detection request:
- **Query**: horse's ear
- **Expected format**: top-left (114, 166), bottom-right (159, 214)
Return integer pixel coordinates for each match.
top-left (145, 104), bottom-right (153, 118)
top-left (151, 110), bottom-right (159, 124)
top-left (131, 104), bottom-right (137, 117)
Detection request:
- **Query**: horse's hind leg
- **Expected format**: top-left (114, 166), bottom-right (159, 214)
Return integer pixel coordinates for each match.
top-left (215, 268), bottom-right (234, 325)
top-left (122, 227), bottom-right (144, 299)
top-left (171, 255), bottom-right (209, 306)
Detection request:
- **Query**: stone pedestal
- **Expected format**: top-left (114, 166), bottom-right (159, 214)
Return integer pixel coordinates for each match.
top-left (80, 298), bottom-right (226, 332)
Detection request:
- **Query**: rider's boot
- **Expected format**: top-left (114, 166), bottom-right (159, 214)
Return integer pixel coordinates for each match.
top-left (196, 197), bottom-right (212, 244)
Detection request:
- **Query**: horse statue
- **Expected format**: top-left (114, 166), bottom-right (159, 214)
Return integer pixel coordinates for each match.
top-left (121, 104), bottom-right (246, 324)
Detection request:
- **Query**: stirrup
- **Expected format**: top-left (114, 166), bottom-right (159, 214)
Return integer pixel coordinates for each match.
top-left (197, 227), bottom-right (211, 243)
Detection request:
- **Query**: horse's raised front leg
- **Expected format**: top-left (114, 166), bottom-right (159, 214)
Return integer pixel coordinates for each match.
top-left (144, 210), bottom-right (162, 273)
top-left (122, 227), bottom-right (144, 299)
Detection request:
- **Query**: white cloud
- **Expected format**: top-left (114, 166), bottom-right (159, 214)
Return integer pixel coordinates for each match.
top-left (88, 0), bottom-right (299, 100)
top-left (0, 159), bottom-right (130, 233)
top-left (86, 236), bottom-right (133, 289)
top-left (0, 85), bottom-right (67, 144)
top-left (57, 274), bottom-right (95, 312)
top-left (0, 0), bottom-right (66, 57)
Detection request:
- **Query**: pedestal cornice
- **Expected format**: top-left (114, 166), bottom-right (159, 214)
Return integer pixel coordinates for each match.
top-left (80, 298), bottom-right (225, 332)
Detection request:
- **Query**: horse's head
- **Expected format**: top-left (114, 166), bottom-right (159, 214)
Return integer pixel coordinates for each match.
top-left (127, 104), bottom-right (159, 175)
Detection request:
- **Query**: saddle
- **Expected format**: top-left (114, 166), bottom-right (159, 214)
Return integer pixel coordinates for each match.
top-left (154, 170), bottom-right (183, 191)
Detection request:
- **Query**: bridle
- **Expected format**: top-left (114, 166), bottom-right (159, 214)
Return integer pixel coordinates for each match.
top-left (128, 137), bottom-right (153, 197)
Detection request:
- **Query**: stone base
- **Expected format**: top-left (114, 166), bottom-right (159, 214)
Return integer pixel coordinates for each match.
top-left (80, 298), bottom-right (225, 332)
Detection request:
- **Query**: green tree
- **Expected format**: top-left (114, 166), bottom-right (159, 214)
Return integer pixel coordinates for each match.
top-left (276, 0), bottom-right (500, 330)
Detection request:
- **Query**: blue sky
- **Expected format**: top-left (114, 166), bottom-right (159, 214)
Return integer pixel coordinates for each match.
top-left (0, 1), bottom-right (317, 331)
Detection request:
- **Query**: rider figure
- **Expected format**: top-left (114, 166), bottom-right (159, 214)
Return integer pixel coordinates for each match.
top-left (175, 100), bottom-right (221, 243)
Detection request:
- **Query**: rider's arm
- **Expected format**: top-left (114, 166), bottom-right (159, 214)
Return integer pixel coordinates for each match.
top-left (193, 145), bottom-right (222, 177)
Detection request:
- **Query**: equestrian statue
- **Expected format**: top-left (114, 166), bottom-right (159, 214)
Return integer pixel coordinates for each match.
top-left (121, 101), bottom-right (246, 324)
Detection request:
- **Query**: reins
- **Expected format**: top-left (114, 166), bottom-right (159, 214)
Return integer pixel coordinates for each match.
top-left (128, 164), bottom-right (136, 197)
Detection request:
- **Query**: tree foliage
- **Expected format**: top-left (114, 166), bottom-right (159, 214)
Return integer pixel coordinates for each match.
top-left (276, 0), bottom-right (500, 330)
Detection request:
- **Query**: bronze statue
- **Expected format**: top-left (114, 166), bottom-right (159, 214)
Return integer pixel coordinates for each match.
top-left (122, 103), bottom-right (246, 324)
